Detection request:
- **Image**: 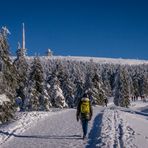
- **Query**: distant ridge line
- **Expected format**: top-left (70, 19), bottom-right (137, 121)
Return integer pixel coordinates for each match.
top-left (23, 55), bottom-right (148, 65)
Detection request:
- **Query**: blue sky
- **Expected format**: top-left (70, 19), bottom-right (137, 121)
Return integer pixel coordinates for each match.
top-left (0, 0), bottom-right (148, 59)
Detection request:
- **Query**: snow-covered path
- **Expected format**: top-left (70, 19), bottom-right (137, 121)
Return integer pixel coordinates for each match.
top-left (0, 107), bottom-right (104, 148)
top-left (0, 103), bottom-right (148, 148)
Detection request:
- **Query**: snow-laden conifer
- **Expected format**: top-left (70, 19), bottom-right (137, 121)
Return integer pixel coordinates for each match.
top-left (27, 56), bottom-right (44, 110)
top-left (114, 66), bottom-right (130, 107)
top-left (0, 27), bottom-right (17, 123)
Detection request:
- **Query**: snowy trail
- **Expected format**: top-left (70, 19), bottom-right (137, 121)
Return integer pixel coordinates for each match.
top-left (0, 104), bottom-right (148, 148)
top-left (0, 107), bottom-right (104, 148)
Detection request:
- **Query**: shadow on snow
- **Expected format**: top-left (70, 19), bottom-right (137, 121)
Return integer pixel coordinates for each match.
top-left (86, 111), bottom-right (103, 148)
top-left (120, 109), bottom-right (148, 117)
top-left (0, 130), bottom-right (82, 140)
top-left (141, 108), bottom-right (148, 113)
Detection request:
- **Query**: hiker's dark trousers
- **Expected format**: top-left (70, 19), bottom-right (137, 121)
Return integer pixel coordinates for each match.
top-left (81, 119), bottom-right (88, 137)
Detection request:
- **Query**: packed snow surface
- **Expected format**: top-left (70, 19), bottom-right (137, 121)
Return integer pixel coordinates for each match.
top-left (0, 100), bottom-right (148, 148)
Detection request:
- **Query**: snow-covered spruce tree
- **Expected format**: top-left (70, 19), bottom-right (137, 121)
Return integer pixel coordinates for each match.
top-left (13, 46), bottom-right (29, 110)
top-left (74, 79), bottom-right (84, 105)
top-left (126, 66), bottom-right (134, 98)
top-left (114, 66), bottom-right (130, 107)
top-left (48, 71), bottom-right (68, 108)
top-left (84, 68), bottom-right (94, 95)
top-left (27, 56), bottom-right (44, 111)
top-left (132, 71), bottom-right (140, 98)
top-left (60, 74), bottom-right (75, 108)
top-left (44, 72), bottom-right (54, 110)
top-left (128, 74), bottom-right (134, 98)
top-left (56, 62), bottom-right (75, 108)
top-left (83, 62), bottom-right (97, 102)
top-left (91, 68), bottom-right (106, 105)
top-left (138, 69), bottom-right (148, 98)
top-left (0, 27), bottom-right (17, 123)
top-left (44, 80), bottom-right (52, 110)
top-left (142, 73), bottom-right (148, 97)
top-left (71, 61), bottom-right (86, 105)
top-left (101, 65), bottom-right (112, 97)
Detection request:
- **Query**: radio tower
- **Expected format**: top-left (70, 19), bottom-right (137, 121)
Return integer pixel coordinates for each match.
top-left (22, 23), bottom-right (25, 49)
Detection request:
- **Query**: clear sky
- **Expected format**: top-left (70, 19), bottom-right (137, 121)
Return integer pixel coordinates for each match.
top-left (0, 0), bottom-right (148, 59)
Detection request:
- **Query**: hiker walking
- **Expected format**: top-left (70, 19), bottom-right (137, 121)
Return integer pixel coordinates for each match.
top-left (15, 96), bottom-right (23, 111)
top-left (76, 93), bottom-right (93, 140)
top-left (104, 98), bottom-right (108, 107)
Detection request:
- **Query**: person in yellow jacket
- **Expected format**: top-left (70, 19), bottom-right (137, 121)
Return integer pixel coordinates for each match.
top-left (76, 93), bottom-right (93, 140)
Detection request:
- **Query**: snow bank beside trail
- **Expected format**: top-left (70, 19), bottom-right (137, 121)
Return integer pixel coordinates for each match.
top-left (98, 107), bottom-right (141, 148)
top-left (121, 111), bottom-right (148, 148)
top-left (117, 100), bottom-right (148, 117)
top-left (130, 100), bottom-right (148, 112)
top-left (0, 109), bottom-right (68, 145)
top-left (129, 99), bottom-right (148, 110)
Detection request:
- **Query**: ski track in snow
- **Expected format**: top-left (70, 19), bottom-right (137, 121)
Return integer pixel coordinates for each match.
top-left (96, 107), bottom-right (138, 148)
top-left (0, 104), bottom-right (148, 148)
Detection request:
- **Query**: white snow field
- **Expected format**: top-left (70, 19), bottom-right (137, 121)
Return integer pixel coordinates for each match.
top-left (0, 101), bottom-right (148, 148)
top-left (26, 55), bottom-right (148, 65)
